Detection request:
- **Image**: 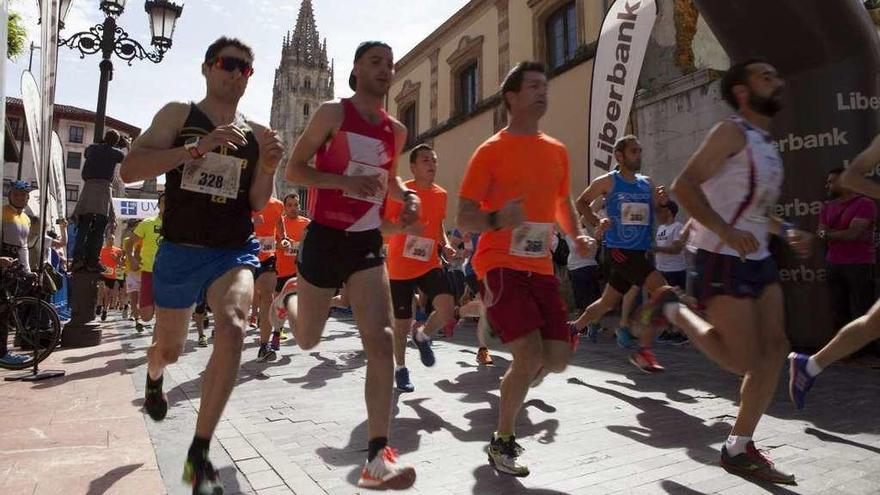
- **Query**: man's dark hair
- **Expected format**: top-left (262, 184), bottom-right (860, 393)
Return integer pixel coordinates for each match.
top-left (283, 193), bottom-right (299, 203)
top-left (103, 129), bottom-right (120, 147)
top-left (500, 61), bottom-right (546, 110)
top-left (826, 167), bottom-right (845, 177)
top-left (614, 135), bottom-right (639, 154)
top-left (204, 37), bottom-right (254, 63)
top-left (409, 144), bottom-right (434, 164)
top-left (721, 57), bottom-right (769, 109)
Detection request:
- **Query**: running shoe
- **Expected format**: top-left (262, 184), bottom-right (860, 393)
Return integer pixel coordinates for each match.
top-left (411, 326), bottom-right (436, 367)
top-left (270, 331), bottom-right (281, 352)
top-left (144, 375), bottom-right (168, 421)
top-left (135, 322), bottom-right (144, 334)
top-left (586, 323), bottom-right (601, 344)
top-left (670, 333), bottom-right (689, 346)
top-left (280, 329), bottom-right (292, 342)
top-left (122, 304), bottom-right (129, 320)
top-left (357, 446), bottom-right (416, 489)
top-left (630, 348), bottom-right (665, 373)
top-left (637, 286), bottom-right (681, 328)
top-left (256, 343), bottom-right (275, 363)
top-left (95, 305), bottom-right (102, 317)
top-left (182, 455), bottom-right (224, 494)
top-left (395, 367), bottom-right (415, 393)
top-left (476, 346), bottom-right (494, 366)
top-left (487, 435), bottom-right (529, 477)
top-left (0, 352), bottom-right (29, 366)
top-left (197, 335), bottom-right (208, 347)
top-left (787, 352), bottom-right (816, 410)
top-left (269, 278), bottom-right (297, 331)
top-left (569, 324), bottom-right (581, 353)
top-left (720, 442), bottom-right (796, 485)
top-left (100, 308), bottom-right (107, 322)
top-left (615, 326), bottom-right (638, 349)
top-left (249, 313), bottom-right (257, 328)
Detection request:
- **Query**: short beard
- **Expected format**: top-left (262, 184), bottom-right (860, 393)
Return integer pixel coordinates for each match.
top-left (749, 92), bottom-right (783, 116)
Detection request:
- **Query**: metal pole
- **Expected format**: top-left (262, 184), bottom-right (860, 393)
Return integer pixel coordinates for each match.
top-left (93, 16), bottom-right (116, 143)
top-left (16, 43), bottom-right (39, 180)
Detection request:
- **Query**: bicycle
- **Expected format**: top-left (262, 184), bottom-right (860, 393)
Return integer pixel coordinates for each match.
top-left (0, 262), bottom-right (63, 371)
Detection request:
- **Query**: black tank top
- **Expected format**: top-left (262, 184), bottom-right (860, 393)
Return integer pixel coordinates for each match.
top-left (162, 103), bottom-right (259, 248)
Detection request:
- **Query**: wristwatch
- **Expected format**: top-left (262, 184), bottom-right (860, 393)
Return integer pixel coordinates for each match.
top-left (185, 137), bottom-right (203, 160)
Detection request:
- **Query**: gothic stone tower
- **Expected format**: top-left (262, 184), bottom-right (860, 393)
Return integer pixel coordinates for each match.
top-left (270, 0), bottom-right (334, 207)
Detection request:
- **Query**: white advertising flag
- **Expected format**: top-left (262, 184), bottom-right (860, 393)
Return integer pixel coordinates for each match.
top-left (588, 0), bottom-right (658, 180)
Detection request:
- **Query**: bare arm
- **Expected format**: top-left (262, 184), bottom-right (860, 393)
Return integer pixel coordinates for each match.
top-left (285, 102), bottom-right (348, 190)
top-left (671, 121), bottom-right (746, 238)
top-left (387, 119), bottom-right (411, 203)
top-left (826, 218), bottom-right (872, 241)
top-left (247, 121), bottom-right (282, 211)
top-left (841, 135), bottom-right (880, 199)
top-left (575, 175), bottom-right (612, 227)
top-left (119, 102), bottom-right (190, 183)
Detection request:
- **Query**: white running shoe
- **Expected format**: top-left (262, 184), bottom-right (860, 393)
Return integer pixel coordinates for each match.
top-left (269, 277), bottom-right (298, 331)
top-left (357, 446), bottom-right (416, 489)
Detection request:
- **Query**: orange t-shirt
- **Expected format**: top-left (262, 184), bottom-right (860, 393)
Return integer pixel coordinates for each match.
top-left (276, 215), bottom-right (311, 277)
top-left (100, 246), bottom-right (123, 280)
top-left (459, 130), bottom-right (570, 278)
top-left (252, 198), bottom-right (284, 262)
top-left (385, 181), bottom-right (448, 280)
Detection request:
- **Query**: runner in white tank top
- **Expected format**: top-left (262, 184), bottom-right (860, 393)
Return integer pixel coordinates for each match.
top-left (668, 59), bottom-right (813, 485)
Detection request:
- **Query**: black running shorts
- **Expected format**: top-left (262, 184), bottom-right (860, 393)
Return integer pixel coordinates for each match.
top-left (390, 268), bottom-right (453, 319)
top-left (296, 222), bottom-right (384, 289)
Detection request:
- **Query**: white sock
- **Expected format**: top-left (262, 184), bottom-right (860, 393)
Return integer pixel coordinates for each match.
top-left (414, 329), bottom-right (428, 342)
top-left (725, 435), bottom-right (751, 456)
top-left (662, 302), bottom-right (682, 323)
top-left (806, 356), bottom-right (823, 377)
top-left (395, 365), bottom-right (406, 372)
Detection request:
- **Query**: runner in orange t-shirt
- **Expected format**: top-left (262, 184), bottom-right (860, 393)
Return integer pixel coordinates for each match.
top-left (383, 144), bottom-right (456, 392)
top-left (98, 233), bottom-right (124, 321)
top-left (457, 62), bottom-right (595, 477)
top-left (251, 197), bottom-right (286, 362)
top-left (271, 193), bottom-right (310, 347)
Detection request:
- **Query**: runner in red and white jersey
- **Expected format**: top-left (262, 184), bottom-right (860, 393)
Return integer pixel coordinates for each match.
top-left (278, 41), bottom-right (418, 490)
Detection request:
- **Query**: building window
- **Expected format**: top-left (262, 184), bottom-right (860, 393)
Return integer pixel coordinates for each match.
top-left (66, 151), bottom-right (82, 169)
top-left (458, 62), bottom-right (478, 115)
top-left (401, 103), bottom-right (417, 148)
top-left (9, 117), bottom-right (21, 139)
top-left (69, 125), bottom-right (85, 144)
top-left (303, 103), bottom-right (310, 118)
top-left (66, 184), bottom-right (79, 202)
top-left (546, 2), bottom-right (578, 69)
top-left (304, 77), bottom-right (311, 90)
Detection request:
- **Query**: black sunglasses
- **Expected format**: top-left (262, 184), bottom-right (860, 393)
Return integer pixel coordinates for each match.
top-left (209, 56), bottom-right (254, 77)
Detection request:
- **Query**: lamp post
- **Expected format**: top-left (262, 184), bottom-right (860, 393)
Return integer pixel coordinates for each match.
top-left (56, 0), bottom-right (183, 141)
top-left (49, 0), bottom-right (182, 348)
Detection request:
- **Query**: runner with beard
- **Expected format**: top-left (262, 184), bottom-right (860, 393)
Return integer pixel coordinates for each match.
top-left (671, 59), bottom-right (813, 483)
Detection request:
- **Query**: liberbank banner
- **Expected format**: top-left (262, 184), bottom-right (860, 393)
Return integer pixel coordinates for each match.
top-left (694, 0), bottom-right (880, 347)
top-left (588, 0), bottom-right (657, 181)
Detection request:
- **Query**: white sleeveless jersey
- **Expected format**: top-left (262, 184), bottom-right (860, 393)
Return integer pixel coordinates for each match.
top-left (690, 116), bottom-right (783, 260)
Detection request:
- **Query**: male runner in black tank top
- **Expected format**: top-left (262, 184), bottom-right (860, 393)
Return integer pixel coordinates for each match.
top-left (120, 37), bottom-right (284, 495)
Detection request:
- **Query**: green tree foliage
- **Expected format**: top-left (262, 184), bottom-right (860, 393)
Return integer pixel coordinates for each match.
top-left (7, 10), bottom-right (28, 60)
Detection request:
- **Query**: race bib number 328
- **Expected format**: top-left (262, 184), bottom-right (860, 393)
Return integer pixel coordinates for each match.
top-left (181, 152), bottom-right (244, 199)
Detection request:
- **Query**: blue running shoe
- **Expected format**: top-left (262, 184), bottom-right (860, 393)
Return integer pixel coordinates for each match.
top-left (615, 327), bottom-right (637, 349)
top-left (586, 323), bottom-right (601, 344)
top-left (411, 327), bottom-right (436, 367)
top-left (788, 352), bottom-right (816, 410)
top-left (395, 366), bottom-right (415, 392)
top-left (0, 352), bottom-right (28, 366)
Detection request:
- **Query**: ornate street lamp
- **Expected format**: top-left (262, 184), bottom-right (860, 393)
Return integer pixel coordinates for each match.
top-left (58, 0), bottom-right (183, 140)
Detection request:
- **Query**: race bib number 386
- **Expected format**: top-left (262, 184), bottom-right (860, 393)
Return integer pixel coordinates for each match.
top-left (510, 222), bottom-right (553, 258)
top-left (181, 152), bottom-right (244, 199)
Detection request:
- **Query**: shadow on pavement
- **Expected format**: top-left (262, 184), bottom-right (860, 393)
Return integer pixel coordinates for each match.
top-left (470, 465), bottom-right (571, 494)
top-left (805, 427), bottom-right (880, 454)
top-left (85, 463), bottom-right (142, 495)
top-left (284, 350), bottom-right (366, 390)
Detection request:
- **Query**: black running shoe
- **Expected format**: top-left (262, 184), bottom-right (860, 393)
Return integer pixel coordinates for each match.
top-left (720, 442), bottom-right (795, 485)
top-left (144, 375), bottom-right (168, 421)
top-left (183, 454), bottom-right (224, 494)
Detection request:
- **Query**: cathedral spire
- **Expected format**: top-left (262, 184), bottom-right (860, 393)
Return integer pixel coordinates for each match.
top-left (290, 0), bottom-right (322, 67)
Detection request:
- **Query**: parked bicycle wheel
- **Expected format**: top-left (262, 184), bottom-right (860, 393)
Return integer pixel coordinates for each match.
top-left (0, 297), bottom-right (62, 371)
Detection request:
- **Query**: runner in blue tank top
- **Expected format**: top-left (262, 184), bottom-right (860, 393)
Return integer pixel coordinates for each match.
top-left (570, 135), bottom-right (677, 372)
